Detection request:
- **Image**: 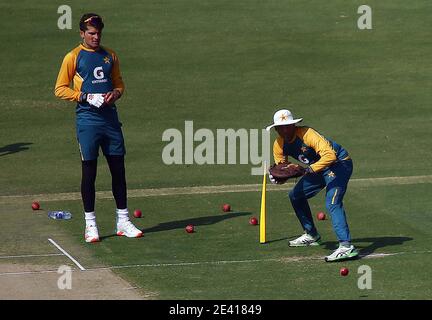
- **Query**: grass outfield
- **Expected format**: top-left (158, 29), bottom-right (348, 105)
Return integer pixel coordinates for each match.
top-left (2, 182), bottom-right (432, 299)
top-left (1, 0), bottom-right (432, 300)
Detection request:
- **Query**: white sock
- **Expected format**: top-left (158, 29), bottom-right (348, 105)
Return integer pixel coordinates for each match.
top-left (116, 208), bottom-right (129, 224)
top-left (85, 211), bottom-right (96, 227)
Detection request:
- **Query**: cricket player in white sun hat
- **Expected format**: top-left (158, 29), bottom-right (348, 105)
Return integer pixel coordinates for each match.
top-left (266, 109), bottom-right (358, 262)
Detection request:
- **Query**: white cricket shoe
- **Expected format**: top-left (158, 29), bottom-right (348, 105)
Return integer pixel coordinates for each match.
top-left (85, 225), bottom-right (100, 243)
top-left (325, 244), bottom-right (359, 262)
top-left (116, 220), bottom-right (143, 238)
top-left (289, 233), bottom-right (321, 247)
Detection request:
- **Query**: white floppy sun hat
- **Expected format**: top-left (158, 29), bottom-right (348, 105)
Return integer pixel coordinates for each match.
top-left (265, 109), bottom-right (303, 131)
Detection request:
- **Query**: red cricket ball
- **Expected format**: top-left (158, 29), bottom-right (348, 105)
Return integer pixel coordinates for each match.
top-left (31, 202), bottom-right (40, 210)
top-left (249, 217), bottom-right (258, 225)
top-left (133, 209), bottom-right (142, 218)
top-left (317, 212), bottom-right (326, 220)
top-left (340, 267), bottom-right (349, 276)
top-left (185, 224), bottom-right (194, 233)
top-left (222, 204), bottom-right (231, 212)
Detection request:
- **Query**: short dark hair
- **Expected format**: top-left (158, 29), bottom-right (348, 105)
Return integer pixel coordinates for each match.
top-left (79, 13), bottom-right (104, 31)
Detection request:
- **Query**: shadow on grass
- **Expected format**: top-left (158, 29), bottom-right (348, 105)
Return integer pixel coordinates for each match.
top-left (99, 211), bottom-right (251, 240)
top-left (0, 142), bottom-right (32, 156)
top-left (265, 237), bottom-right (289, 244)
top-left (143, 211), bottom-right (252, 234)
top-left (322, 236), bottom-right (413, 255)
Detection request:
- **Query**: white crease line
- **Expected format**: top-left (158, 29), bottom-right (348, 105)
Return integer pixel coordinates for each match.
top-left (48, 238), bottom-right (86, 271)
top-left (0, 253), bottom-right (63, 259)
top-left (0, 269), bottom-right (62, 276)
top-left (101, 258), bottom-right (272, 270)
top-left (1, 174), bottom-right (432, 203)
top-left (86, 252), bottom-right (404, 271)
top-left (359, 252), bottom-right (402, 259)
top-left (0, 251), bottom-right (428, 276)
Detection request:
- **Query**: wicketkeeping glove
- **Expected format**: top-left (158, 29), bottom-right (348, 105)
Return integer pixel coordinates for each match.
top-left (268, 163), bottom-right (306, 184)
top-left (86, 93), bottom-right (105, 108)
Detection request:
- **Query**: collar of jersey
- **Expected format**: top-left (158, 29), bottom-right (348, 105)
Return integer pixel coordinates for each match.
top-left (79, 43), bottom-right (101, 52)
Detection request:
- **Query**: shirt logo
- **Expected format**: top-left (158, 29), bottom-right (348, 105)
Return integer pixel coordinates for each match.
top-left (103, 56), bottom-right (111, 64)
top-left (298, 155), bottom-right (310, 164)
top-left (92, 66), bottom-right (108, 84)
top-left (93, 66), bottom-right (104, 79)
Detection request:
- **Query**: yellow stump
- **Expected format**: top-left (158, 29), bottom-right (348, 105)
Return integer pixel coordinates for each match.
top-left (260, 162), bottom-right (267, 244)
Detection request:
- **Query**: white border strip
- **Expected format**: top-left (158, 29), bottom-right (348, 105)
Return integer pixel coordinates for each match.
top-left (48, 238), bottom-right (86, 271)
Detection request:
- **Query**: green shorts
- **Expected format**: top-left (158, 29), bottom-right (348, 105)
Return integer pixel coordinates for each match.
top-left (76, 123), bottom-right (126, 161)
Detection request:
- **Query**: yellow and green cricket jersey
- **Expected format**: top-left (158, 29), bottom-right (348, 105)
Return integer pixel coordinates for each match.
top-left (54, 44), bottom-right (125, 125)
top-left (272, 126), bottom-right (350, 173)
